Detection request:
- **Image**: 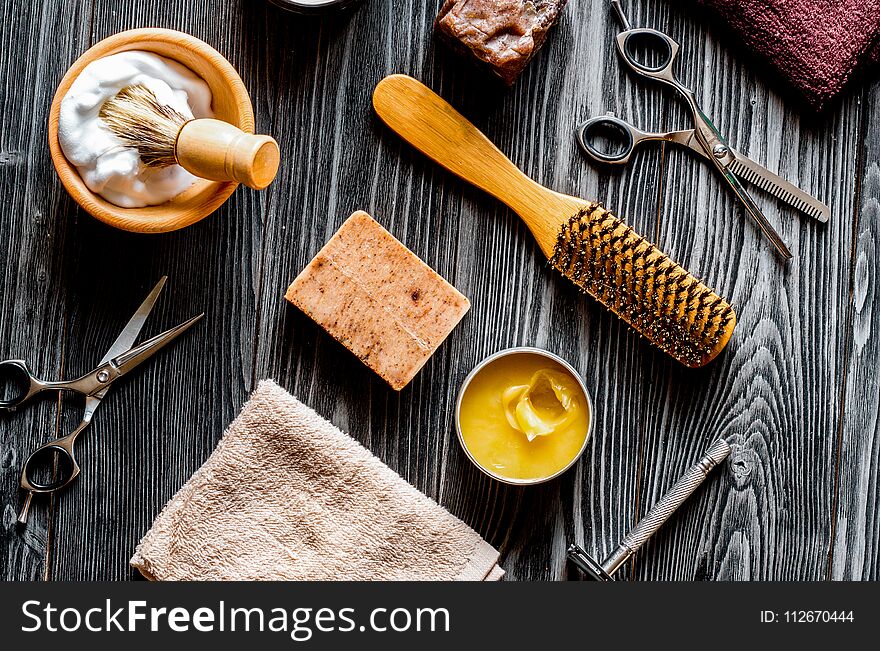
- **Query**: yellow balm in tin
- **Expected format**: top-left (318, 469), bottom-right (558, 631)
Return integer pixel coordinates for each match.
top-left (456, 349), bottom-right (592, 484)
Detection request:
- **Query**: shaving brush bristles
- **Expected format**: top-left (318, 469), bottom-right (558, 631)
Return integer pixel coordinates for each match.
top-left (98, 84), bottom-right (189, 167)
top-left (551, 204), bottom-right (736, 367)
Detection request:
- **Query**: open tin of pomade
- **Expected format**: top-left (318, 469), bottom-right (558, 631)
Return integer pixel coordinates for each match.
top-left (455, 347), bottom-right (593, 486)
top-left (268, 0), bottom-right (364, 13)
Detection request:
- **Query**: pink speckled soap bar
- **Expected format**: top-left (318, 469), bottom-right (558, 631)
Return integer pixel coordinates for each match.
top-left (285, 211), bottom-right (470, 390)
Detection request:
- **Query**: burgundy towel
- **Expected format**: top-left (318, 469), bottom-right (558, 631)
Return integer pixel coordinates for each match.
top-left (697, 0), bottom-right (880, 110)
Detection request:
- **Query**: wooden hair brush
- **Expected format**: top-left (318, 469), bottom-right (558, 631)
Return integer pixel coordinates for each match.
top-left (99, 84), bottom-right (280, 190)
top-left (372, 74), bottom-right (736, 367)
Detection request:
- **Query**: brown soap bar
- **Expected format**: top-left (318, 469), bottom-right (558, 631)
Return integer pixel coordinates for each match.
top-left (285, 211), bottom-right (470, 391)
top-left (435, 0), bottom-right (568, 85)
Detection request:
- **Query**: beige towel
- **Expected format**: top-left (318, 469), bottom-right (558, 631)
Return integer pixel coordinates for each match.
top-left (131, 380), bottom-right (503, 581)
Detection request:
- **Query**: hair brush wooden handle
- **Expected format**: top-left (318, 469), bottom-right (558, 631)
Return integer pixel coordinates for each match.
top-left (373, 75), bottom-right (580, 258)
top-left (176, 119), bottom-right (280, 190)
top-left (373, 74), bottom-right (736, 367)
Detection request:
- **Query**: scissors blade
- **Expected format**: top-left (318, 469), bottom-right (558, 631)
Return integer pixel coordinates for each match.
top-left (647, 127), bottom-right (709, 158)
top-left (671, 129), bottom-right (709, 158)
top-left (110, 313), bottom-right (203, 378)
top-left (98, 277), bottom-right (167, 366)
top-left (721, 169), bottom-right (793, 259)
top-left (727, 154), bottom-right (830, 223)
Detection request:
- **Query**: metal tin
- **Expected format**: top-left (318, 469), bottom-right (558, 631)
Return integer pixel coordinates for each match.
top-left (268, 0), bottom-right (363, 14)
top-left (455, 347), bottom-right (594, 486)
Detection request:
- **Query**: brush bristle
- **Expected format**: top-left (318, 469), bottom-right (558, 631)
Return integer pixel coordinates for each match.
top-left (98, 84), bottom-right (189, 168)
top-left (550, 204), bottom-right (735, 367)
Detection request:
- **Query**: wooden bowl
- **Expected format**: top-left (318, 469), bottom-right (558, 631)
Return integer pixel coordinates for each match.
top-left (48, 28), bottom-right (255, 233)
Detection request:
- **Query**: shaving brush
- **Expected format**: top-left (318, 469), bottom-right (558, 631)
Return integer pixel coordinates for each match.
top-left (99, 84), bottom-right (280, 190)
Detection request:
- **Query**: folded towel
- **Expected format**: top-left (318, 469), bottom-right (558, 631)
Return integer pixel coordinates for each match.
top-left (696, 0), bottom-right (880, 110)
top-left (131, 380), bottom-right (503, 581)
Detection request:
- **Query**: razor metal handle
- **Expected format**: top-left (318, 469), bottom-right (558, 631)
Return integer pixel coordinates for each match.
top-left (601, 438), bottom-right (731, 576)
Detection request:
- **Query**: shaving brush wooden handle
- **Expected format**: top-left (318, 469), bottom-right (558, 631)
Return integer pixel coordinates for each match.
top-left (175, 119), bottom-right (280, 190)
top-left (99, 85), bottom-right (281, 191)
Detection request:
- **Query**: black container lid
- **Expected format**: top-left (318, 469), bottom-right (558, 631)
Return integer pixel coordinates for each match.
top-left (268, 0), bottom-right (363, 13)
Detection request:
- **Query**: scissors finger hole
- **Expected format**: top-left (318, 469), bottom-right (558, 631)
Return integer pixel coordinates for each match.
top-left (623, 30), bottom-right (673, 72)
top-left (579, 119), bottom-right (633, 162)
top-left (0, 361), bottom-right (31, 408)
top-left (24, 445), bottom-right (76, 492)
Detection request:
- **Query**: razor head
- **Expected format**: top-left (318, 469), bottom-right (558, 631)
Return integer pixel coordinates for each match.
top-left (567, 544), bottom-right (613, 581)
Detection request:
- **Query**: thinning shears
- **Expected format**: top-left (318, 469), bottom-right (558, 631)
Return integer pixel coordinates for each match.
top-left (576, 1), bottom-right (830, 259)
top-left (0, 277), bottom-right (202, 524)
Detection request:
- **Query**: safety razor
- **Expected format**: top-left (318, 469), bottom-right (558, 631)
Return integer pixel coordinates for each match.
top-left (568, 438), bottom-right (730, 580)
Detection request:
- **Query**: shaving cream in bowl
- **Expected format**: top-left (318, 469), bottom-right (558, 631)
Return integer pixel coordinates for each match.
top-left (58, 51), bottom-right (214, 208)
top-left (48, 28), bottom-right (257, 233)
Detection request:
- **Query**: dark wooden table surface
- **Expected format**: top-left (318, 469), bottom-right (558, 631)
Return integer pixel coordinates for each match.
top-left (2, 0), bottom-right (878, 582)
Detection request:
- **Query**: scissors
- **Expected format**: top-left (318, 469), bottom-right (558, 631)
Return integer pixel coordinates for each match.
top-left (0, 277), bottom-right (202, 524)
top-left (576, 1), bottom-right (831, 259)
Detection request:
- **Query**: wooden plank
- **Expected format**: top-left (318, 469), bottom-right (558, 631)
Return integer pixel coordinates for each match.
top-left (628, 3), bottom-right (863, 580)
top-left (46, 0), bottom-right (271, 580)
top-left (0, 0), bottom-right (871, 582)
top-left (831, 79), bottom-right (880, 581)
top-left (0, 0), bottom-right (92, 581)
top-left (251, 0), bottom-right (669, 581)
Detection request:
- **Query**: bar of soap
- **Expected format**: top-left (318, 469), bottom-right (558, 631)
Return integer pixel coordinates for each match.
top-left (285, 211), bottom-right (470, 391)
top-left (435, 0), bottom-right (568, 85)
